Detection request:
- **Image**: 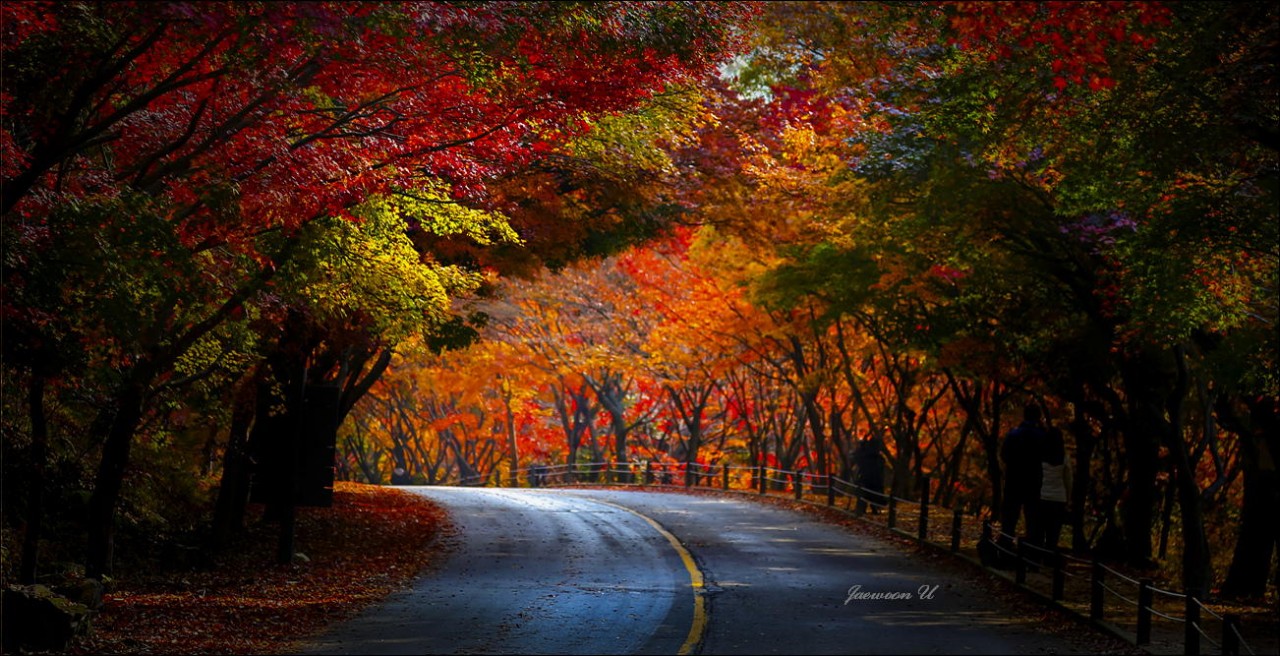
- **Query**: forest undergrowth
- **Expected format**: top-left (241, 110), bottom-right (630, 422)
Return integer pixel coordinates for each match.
top-left (62, 483), bottom-right (451, 655)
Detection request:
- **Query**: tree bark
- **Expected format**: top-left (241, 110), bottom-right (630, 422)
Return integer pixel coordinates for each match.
top-left (20, 375), bottom-right (48, 584)
top-left (85, 379), bottom-right (147, 580)
top-left (1119, 354), bottom-right (1163, 567)
top-left (501, 382), bottom-right (519, 486)
top-left (944, 373), bottom-right (1005, 515)
top-left (1165, 345), bottom-right (1209, 595)
top-left (210, 374), bottom-right (259, 550)
top-left (1067, 403), bottom-right (1098, 553)
top-left (1218, 395), bottom-right (1280, 598)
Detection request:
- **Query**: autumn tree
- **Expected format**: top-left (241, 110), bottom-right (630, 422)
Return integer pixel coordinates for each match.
top-left (714, 0), bottom-right (1277, 595)
top-left (2, 0), bottom-right (752, 579)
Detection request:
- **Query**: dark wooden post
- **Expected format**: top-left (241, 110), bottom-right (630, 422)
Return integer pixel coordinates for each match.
top-left (1136, 579), bottom-right (1153, 645)
top-left (950, 509), bottom-right (963, 553)
top-left (826, 475), bottom-right (835, 506)
top-left (1090, 558), bottom-right (1105, 621)
top-left (723, 464), bottom-right (730, 491)
top-left (887, 496), bottom-right (897, 529)
top-left (1184, 588), bottom-right (1200, 656)
top-left (1051, 553), bottom-right (1066, 601)
top-left (1222, 613), bottom-right (1240, 656)
top-left (917, 475), bottom-right (930, 543)
top-left (1015, 540), bottom-right (1028, 585)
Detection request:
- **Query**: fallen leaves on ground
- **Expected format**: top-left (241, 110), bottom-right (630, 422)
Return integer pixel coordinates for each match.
top-left (69, 483), bottom-right (451, 655)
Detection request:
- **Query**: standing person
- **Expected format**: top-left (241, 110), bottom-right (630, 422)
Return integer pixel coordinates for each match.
top-left (1037, 428), bottom-right (1072, 552)
top-left (854, 432), bottom-right (887, 514)
top-left (1000, 403), bottom-right (1046, 538)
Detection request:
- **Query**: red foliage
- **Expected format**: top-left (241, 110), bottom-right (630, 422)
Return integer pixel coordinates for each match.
top-left (3, 2), bottom-right (748, 244)
top-left (941, 1), bottom-right (1171, 93)
top-left (0, 1), bottom-right (57, 52)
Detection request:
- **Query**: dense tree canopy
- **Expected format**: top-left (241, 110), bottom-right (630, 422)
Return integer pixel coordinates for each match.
top-left (3, 0), bottom-right (1275, 607)
top-left (2, 0), bottom-right (753, 580)
top-left (339, 1), bottom-right (1276, 599)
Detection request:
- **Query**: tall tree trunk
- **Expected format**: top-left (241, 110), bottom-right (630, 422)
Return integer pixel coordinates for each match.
top-left (829, 402), bottom-right (852, 481)
top-left (594, 374), bottom-right (633, 483)
top-left (85, 379), bottom-right (147, 580)
top-left (502, 382), bottom-right (519, 487)
top-left (336, 348), bottom-right (391, 425)
top-left (1218, 395), bottom-right (1280, 598)
top-left (1157, 470), bottom-right (1177, 559)
top-left (348, 432), bottom-right (383, 484)
top-left (1164, 346), bottom-right (1208, 594)
top-left (20, 374), bottom-right (48, 584)
top-left (799, 389), bottom-right (826, 484)
top-left (1067, 404), bottom-right (1098, 553)
top-left (210, 375), bottom-right (258, 550)
top-left (943, 373), bottom-right (1004, 513)
top-left (940, 420), bottom-right (970, 509)
top-left (1120, 355), bottom-right (1163, 567)
top-left (1221, 462), bottom-right (1279, 596)
top-left (684, 426), bottom-right (702, 488)
top-left (666, 383), bottom-right (712, 488)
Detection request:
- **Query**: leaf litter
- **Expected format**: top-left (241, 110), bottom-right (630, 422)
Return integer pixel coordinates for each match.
top-left (69, 482), bottom-right (451, 655)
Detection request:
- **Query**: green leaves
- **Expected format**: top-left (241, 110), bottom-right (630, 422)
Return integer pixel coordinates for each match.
top-left (390, 182), bottom-right (521, 246)
top-left (752, 241), bottom-right (878, 318)
top-left (279, 186), bottom-right (503, 344)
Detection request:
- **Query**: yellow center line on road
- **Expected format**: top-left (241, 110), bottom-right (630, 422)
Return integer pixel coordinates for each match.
top-left (583, 498), bottom-right (707, 655)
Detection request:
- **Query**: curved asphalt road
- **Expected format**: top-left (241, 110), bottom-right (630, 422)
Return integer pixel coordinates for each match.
top-left (302, 488), bottom-right (1108, 655)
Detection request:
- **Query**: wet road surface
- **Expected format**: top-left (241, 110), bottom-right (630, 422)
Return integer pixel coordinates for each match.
top-left (302, 488), bottom-right (1107, 655)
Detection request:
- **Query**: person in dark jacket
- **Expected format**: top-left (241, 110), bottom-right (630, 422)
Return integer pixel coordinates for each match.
top-left (854, 432), bottom-right (887, 514)
top-left (1000, 403), bottom-right (1046, 538)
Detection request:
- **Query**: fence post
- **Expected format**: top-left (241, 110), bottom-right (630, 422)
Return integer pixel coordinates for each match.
top-left (887, 496), bottom-right (897, 529)
top-left (644, 461), bottom-right (652, 486)
top-left (950, 509), bottom-right (963, 552)
top-left (723, 464), bottom-right (730, 491)
top-left (1015, 540), bottom-right (1028, 585)
top-left (1222, 613), bottom-right (1240, 656)
top-left (758, 464), bottom-right (766, 495)
top-left (1051, 552), bottom-right (1065, 601)
top-left (826, 475), bottom-right (835, 506)
top-left (1136, 579), bottom-right (1153, 645)
top-left (917, 475), bottom-right (930, 544)
top-left (793, 472), bottom-right (803, 500)
top-left (1184, 589), bottom-right (1200, 656)
top-left (1090, 558), bottom-right (1105, 621)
